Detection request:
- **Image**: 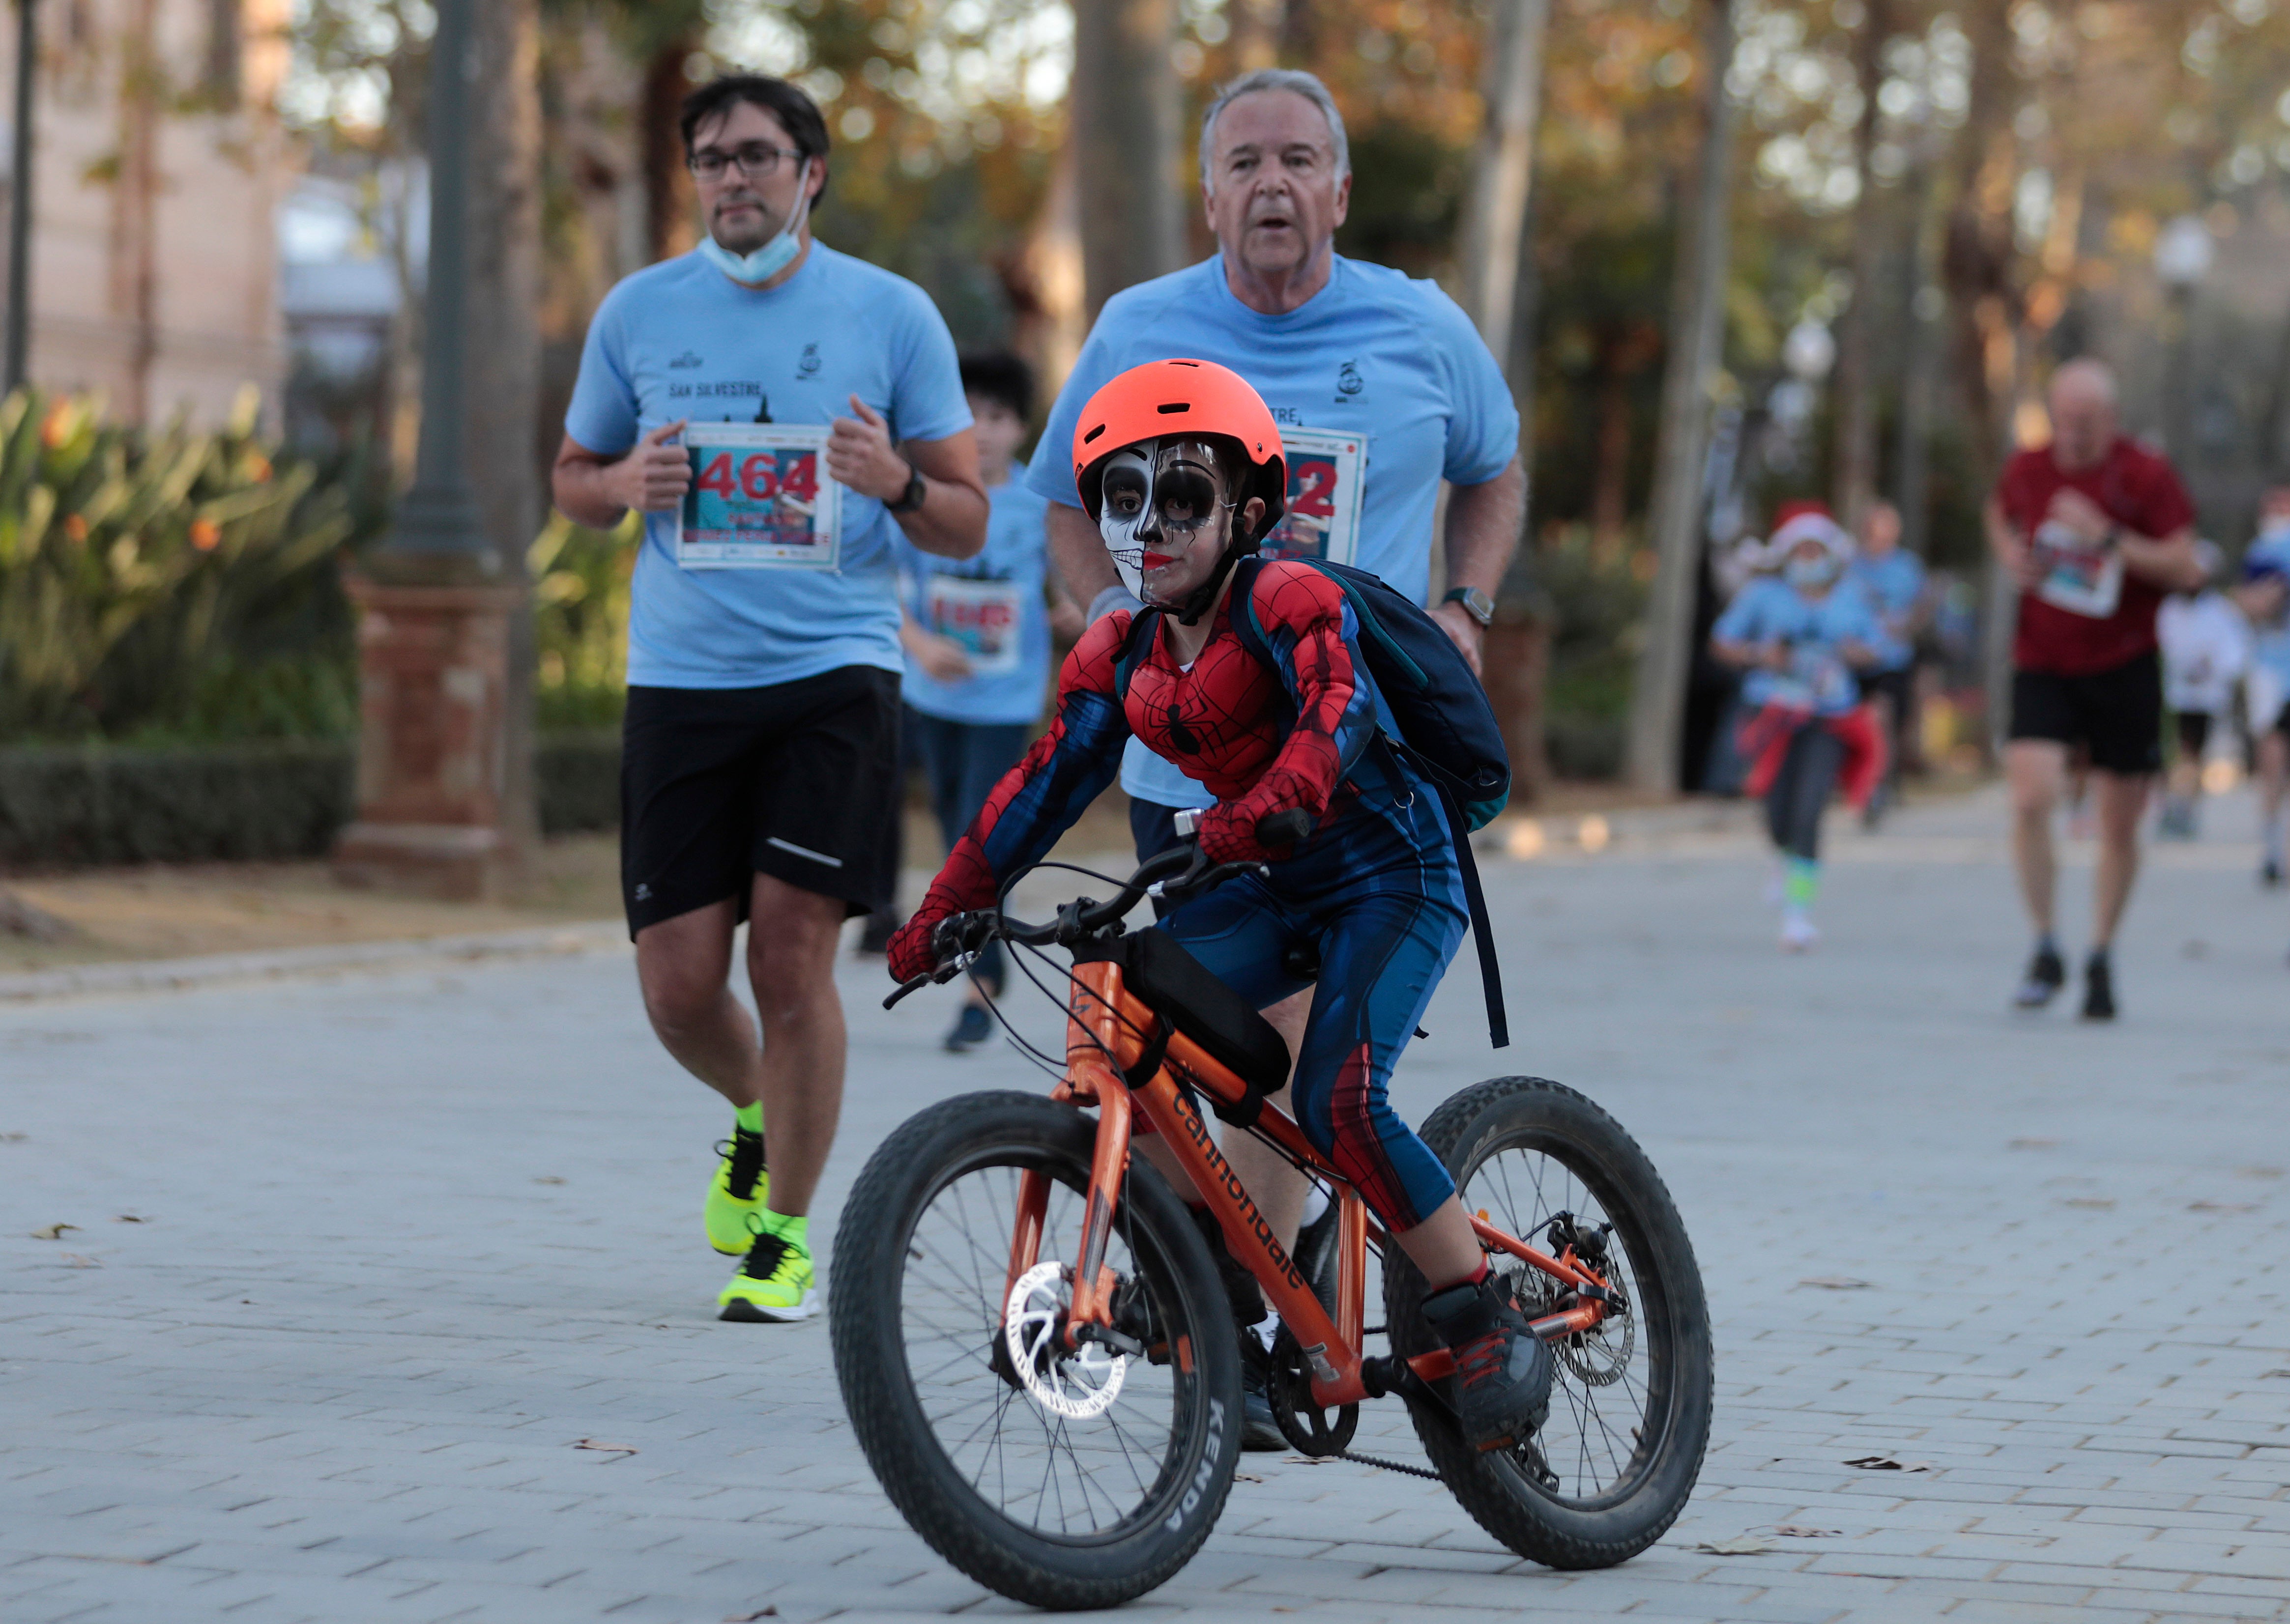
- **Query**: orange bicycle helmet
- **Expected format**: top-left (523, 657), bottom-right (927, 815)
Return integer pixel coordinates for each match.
top-left (1072, 358), bottom-right (1286, 541)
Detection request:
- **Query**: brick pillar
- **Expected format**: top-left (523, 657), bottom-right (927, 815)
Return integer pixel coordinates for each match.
top-left (332, 575), bottom-right (523, 900)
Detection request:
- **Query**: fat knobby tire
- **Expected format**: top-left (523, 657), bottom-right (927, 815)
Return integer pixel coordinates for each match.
top-left (829, 1091), bottom-right (1243, 1610)
top-left (1387, 1075), bottom-right (1713, 1569)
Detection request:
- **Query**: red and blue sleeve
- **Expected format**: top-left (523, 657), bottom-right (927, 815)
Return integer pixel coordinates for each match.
top-left (908, 614), bottom-right (1134, 924)
top-left (1197, 565), bottom-right (1381, 862)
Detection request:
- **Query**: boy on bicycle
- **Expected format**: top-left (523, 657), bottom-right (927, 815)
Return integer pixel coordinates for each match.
top-left (887, 359), bottom-right (1550, 1452)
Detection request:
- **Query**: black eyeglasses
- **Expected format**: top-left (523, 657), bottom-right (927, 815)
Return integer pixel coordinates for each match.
top-left (687, 142), bottom-right (804, 182)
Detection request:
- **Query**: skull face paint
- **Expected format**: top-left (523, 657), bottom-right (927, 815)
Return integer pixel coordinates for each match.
top-left (1098, 439), bottom-right (1233, 606)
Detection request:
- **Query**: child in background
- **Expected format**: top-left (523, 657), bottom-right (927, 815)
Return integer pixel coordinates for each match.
top-left (1711, 506), bottom-right (1897, 952)
top-left (2155, 541), bottom-right (2246, 839)
top-left (892, 352), bottom-right (1083, 1051)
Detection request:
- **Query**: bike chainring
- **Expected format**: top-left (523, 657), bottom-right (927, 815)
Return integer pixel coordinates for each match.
top-left (1260, 1329), bottom-right (1359, 1457)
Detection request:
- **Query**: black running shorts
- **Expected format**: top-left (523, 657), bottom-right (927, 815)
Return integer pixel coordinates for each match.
top-left (619, 668), bottom-right (902, 936)
top-left (2006, 649), bottom-right (2162, 776)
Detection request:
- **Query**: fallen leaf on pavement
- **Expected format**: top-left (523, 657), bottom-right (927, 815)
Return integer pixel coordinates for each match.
top-left (1283, 1454), bottom-right (1337, 1466)
top-left (115, 1214), bottom-right (150, 1224)
top-left (1694, 1537), bottom-right (1771, 1555)
top-left (1798, 1276), bottom-right (1870, 1290)
top-left (2235, 1166), bottom-right (2284, 1180)
top-left (534, 1176), bottom-right (566, 1186)
top-left (2007, 1138), bottom-right (2058, 1150)
top-left (30, 1223), bottom-right (77, 1240)
top-left (1844, 1455), bottom-right (1930, 1472)
top-left (573, 1439), bottom-right (638, 1455)
top-left (1773, 1525), bottom-right (1842, 1538)
top-left (2060, 1197), bottom-right (2115, 1209)
top-left (2189, 1201), bottom-right (2256, 1213)
top-left (1233, 1471), bottom-right (1265, 1483)
top-left (0, 1132), bottom-right (26, 1142)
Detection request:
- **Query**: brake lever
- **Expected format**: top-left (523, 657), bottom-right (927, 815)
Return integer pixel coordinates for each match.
top-left (882, 952), bottom-right (975, 1010)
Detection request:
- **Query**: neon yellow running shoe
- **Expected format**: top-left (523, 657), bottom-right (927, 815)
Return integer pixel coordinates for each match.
top-left (705, 1126), bottom-right (768, 1255)
top-left (718, 1217), bottom-right (814, 1322)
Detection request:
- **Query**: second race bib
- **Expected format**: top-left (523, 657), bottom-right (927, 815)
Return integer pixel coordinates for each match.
top-left (672, 423), bottom-right (843, 570)
top-left (924, 574), bottom-right (1025, 675)
top-left (2030, 518), bottom-right (2123, 619)
top-left (1259, 427), bottom-right (1366, 567)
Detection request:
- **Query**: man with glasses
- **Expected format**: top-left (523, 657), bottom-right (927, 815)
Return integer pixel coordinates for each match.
top-left (553, 74), bottom-right (986, 1323)
top-left (1023, 67), bottom-right (1524, 1446)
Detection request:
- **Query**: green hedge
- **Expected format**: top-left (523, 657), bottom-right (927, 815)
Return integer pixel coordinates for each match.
top-left (0, 733), bottom-right (623, 867)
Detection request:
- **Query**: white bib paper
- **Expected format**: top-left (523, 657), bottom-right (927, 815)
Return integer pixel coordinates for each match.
top-left (2030, 518), bottom-right (2123, 619)
top-left (922, 574), bottom-right (1025, 675)
top-left (1259, 427), bottom-right (1367, 568)
top-left (671, 423), bottom-right (843, 570)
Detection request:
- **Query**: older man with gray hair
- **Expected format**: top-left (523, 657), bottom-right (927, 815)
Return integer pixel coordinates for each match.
top-left (1021, 66), bottom-right (1526, 1448)
top-left (1986, 357), bottom-right (2203, 1021)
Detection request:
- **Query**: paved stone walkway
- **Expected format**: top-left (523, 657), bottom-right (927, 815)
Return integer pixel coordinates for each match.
top-left (4, 787), bottom-right (2287, 1622)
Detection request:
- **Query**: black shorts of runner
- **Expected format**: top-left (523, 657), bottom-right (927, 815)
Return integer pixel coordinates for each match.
top-left (2006, 649), bottom-right (2162, 776)
top-left (2173, 711), bottom-right (2213, 761)
top-left (620, 668), bottom-right (901, 937)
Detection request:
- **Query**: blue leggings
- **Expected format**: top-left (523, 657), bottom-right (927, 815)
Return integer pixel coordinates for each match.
top-left (1153, 789), bottom-right (1467, 1233)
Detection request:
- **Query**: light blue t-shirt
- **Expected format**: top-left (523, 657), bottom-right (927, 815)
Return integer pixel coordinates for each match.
top-left (1025, 254), bottom-right (1520, 808)
top-left (564, 244), bottom-right (972, 689)
top-left (2246, 527), bottom-right (2290, 684)
top-left (1847, 548), bottom-right (1925, 673)
top-left (899, 479), bottom-right (1053, 727)
top-left (1713, 576), bottom-right (1897, 717)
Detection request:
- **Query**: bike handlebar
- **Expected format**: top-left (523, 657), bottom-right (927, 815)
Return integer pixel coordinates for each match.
top-left (882, 807), bottom-right (1307, 1010)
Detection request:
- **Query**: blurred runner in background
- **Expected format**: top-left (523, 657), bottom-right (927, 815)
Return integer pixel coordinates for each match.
top-left (882, 352), bottom-right (1082, 1052)
top-left (2236, 486), bottom-right (2290, 885)
top-left (1710, 508), bottom-right (1894, 952)
top-left (2155, 541), bottom-right (2245, 840)
top-left (1847, 500), bottom-right (1928, 826)
top-left (1986, 361), bottom-right (2202, 1022)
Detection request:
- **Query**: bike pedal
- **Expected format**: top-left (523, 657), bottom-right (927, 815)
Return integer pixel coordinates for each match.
top-left (1476, 1432), bottom-right (1516, 1453)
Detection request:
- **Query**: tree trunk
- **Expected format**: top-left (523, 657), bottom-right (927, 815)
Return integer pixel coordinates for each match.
top-left (1624, 0), bottom-right (1738, 796)
top-left (641, 39), bottom-right (699, 263)
top-left (1453, 0), bottom-right (1549, 370)
top-left (1938, 0), bottom-right (2021, 754)
top-left (1893, 143), bottom-right (1942, 558)
top-left (465, 0), bottom-right (546, 855)
top-left (1228, 0), bottom-right (1283, 71)
top-left (1831, 0), bottom-right (1889, 530)
top-left (112, 0), bottom-right (160, 425)
top-left (1072, 0), bottom-right (1183, 316)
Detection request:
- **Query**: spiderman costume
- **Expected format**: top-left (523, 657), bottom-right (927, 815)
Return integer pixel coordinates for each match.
top-left (889, 561), bottom-right (1467, 1233)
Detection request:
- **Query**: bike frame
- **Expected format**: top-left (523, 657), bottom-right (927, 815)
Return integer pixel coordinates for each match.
top-left (1005, 956), bottom-right (1616, 1413)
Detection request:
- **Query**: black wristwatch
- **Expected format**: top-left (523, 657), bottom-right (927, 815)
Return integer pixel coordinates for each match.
top-left (1443, 586), bottom-right (1495, 628)
top-left (886, 462), bottom-right (927, 515)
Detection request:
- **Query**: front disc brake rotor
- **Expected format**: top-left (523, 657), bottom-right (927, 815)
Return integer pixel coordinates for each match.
top-left (1003, 1260), bottom-right (1128, 1419)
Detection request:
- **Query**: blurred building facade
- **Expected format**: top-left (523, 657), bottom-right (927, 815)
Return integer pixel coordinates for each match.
top-left (0, 0), bottom-right (292, 423)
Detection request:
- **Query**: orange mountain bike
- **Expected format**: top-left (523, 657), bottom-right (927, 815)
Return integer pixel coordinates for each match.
top-left (831, 842), bottom-right (1712, 1610)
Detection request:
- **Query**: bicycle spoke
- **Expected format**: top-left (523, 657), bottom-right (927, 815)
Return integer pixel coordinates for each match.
top-left (898, 1150), bottom-right (1188, 1542)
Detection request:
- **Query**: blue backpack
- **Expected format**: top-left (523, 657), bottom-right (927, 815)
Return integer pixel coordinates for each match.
top-left (1114, 557), bottom-right (1513, 1048)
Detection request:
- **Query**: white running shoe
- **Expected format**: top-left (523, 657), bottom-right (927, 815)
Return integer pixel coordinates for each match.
top-left (1780, 910), bottom-right (1819, 953)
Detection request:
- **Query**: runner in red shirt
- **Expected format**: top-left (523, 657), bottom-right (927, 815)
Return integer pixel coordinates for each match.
top-left (1985, 359), bottom-right (2203, 1020)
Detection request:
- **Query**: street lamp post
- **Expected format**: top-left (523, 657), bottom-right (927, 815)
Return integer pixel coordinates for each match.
top-left (332, 0), bottom-right (520, 901)
top-left (2153, 213), bottom-right (2214, 470)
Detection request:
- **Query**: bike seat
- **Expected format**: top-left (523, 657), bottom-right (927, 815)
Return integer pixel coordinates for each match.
top-left (1075, 929), bottom-right (1292, 1112)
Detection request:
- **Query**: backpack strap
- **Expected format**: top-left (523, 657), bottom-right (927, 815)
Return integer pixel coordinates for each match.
top-left (1111, 603), bottom-right (1161, 701)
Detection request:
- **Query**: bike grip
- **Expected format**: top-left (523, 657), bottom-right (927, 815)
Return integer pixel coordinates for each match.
top-left (1256, 808), bottom-right (1313, 849)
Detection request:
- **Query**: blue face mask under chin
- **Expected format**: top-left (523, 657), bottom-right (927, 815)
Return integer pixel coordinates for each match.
top-left (1785, 555), bottom-right (1838, 589)
top-left (697, 160), bottom-right (813, 285)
